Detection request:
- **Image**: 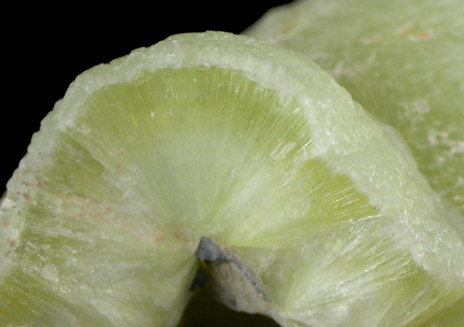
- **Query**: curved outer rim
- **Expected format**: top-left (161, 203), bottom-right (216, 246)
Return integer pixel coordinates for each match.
top-left (1, 31), bottom-right (463, 287)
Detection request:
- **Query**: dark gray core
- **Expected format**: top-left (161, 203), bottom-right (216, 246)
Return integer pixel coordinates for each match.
top-left (196, 236), bottom-right (230, 263)
top-left (194, 236), bottom-right (269, 301)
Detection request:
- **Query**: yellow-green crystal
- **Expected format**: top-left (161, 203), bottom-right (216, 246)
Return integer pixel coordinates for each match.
top-left (247, 1), bottom-right (464, 325)
top-left (1, 32), bottom-right (463, 327)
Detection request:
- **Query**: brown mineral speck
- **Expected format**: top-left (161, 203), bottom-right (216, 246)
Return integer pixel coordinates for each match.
top-left (7, 238), bottom-right (17, 249)
top-left (399, 29), bottom-right (411, 36)
top-left (399, 29), bottom-right (431, 41)
top-left (417, 32), bottom-right (431, 40)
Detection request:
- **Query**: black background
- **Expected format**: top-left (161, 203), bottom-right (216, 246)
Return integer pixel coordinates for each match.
top-left (2, 1), bottom-right (293, 194)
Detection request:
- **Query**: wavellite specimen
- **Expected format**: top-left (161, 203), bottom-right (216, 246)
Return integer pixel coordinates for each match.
top-left (246, 1), bottom-right (464, 324)
top-left (1, 32), bottom-right (464, 327)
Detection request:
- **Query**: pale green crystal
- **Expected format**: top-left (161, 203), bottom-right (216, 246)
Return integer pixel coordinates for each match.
top-left (1, 32), bottom-right (463, 327)
top-left (246, 0), bottom-right (464, 217)
top-left (247, 1), bottom-right (464, 325)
